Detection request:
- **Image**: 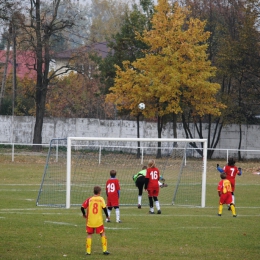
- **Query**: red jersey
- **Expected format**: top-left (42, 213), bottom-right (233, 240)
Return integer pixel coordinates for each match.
top-left (145, 167), bottom-right (160, 190)
top-left (106, 178), bottom-right (120, 207)
top-left (223, 165), bottom-right (240, 192)
top-left (81, 195), bottom-right (106, 228)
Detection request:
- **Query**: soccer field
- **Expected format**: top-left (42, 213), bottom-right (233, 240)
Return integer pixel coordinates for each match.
top-left (0, 156), bottom-right (260, 260)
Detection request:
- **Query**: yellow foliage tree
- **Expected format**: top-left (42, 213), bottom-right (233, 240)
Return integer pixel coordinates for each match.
top-left (106, 0), bottom-right (226, 119)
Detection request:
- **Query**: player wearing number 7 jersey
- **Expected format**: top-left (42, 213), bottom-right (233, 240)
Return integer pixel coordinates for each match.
top-left (106, 170), bottom-right (121, 223)
top-left (81, 186), bottom-right (110, 255)
top-left (145, 159), bottom-right (161, 214)
top-left (216, 158), bottom-right (242, 207)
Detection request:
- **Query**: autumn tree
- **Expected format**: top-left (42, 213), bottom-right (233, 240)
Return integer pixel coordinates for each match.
top-left (46, 55), bottom-right (114, 119)
top-left (184, 0), bottom-right (260, 159)
top-left (95, 0), bottom-right (155, 157)
top-left (14, 0), bottom-right (86, 150)
top-left (106, 0), bottom-right (226, 158)
top-left (97, 1), bottom-right (154, 101)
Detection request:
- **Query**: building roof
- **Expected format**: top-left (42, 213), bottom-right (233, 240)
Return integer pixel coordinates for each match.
top-left (0, 42), bottom-right (109, 79)
top-left (0, 50), bottom-right (36, 79)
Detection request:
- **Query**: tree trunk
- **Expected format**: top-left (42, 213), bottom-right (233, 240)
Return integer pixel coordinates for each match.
top-left (156, 115), bottom-right (163, 158)
top-left (12, 21), bottom-right (17, 116)
top-left (32, 0), bottom-right (45, 151)
top-left (238, 124), bottom-right (242, 161)
top-left (136, 113), bottom-right (141, 159)
top-left (172, 113), bottom-right (177, 147)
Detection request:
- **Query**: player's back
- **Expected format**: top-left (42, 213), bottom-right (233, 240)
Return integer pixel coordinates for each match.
top-left (146, 167), bottom-right (160, 189)
top-left (87, 195), bottom-right (106, 227)
top-left (106, 178), bottom-right (120, 198)
top-left (219, 179), bottom-right (232, 193)
top-left (223, 165), bottom-right (239, 179)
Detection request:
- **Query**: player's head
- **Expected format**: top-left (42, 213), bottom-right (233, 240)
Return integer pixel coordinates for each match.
top-left (228, 158), bottom-right (236, 166)
top-left (148, 159), bottom-right (155, 168)
top-left (142, 165), bottom-right (147, 170)
top-left (94, 186), bottom-right (101, 195)
top-left (220, 173), bottom-right (227, 179)
top-left (110, 169), bottom-right (117, 178)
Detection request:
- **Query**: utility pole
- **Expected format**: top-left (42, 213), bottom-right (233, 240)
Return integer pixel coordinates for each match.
top-left (12, 18), bottom-right (17, 117)
top-left (0, 24), bottom-right (12, 112)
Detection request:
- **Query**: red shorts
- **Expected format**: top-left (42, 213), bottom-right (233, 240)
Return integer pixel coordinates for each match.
top-left (219, 193), bottom-right (233, 205)
top-left (107, 199), bottom-right (119, 207)
top-left (227, 178), bottom-right (235, 192)
top-left (147, 188), bottom-right (159, 197)
top-left (107, 196), bottom-right (119, 207)
top-left (86, 225), bottom-right (105, 234)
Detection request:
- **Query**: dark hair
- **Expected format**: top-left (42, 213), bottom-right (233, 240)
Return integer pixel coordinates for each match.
top-left (220, 173), bottom-right (226, 179)
top-left (110, 169), bottom-right (116, 178)
top-left (142, 166), bottom-right (147, 170)
top-left (228, 158), bottom-right (236, 166)
top-left (94, 186), bottom-right (101, 195)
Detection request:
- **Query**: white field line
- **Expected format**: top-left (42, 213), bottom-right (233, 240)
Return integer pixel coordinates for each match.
top-left (44, 221), bottom-right (133, 229)
top-left (0, 184), bottom-right (40, 185)
top-left (0, 209), bottom-right (259, 218)
top-left (44, 221), bottom-right (77, 226)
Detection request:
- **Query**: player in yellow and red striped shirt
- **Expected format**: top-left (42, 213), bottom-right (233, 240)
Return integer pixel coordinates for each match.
top-left (81, 186), bottom-right (110, 255)
top-left (217, 173), bottom-right (237, 217)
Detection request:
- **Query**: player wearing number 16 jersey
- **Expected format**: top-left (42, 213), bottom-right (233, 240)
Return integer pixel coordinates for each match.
top-left (145, 159), bottom-right (161, 214)
top-left (106, 170), bottom-right (121, 223)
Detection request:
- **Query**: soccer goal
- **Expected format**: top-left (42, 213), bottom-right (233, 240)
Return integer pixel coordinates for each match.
top-left (36, 137), bottom-right (207, 208)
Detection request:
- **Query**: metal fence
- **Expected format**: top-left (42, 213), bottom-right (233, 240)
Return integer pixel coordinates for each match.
top-left (1, 142), bottom-right (260, 162)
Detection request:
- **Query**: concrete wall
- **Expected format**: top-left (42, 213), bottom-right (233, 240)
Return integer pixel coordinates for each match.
top-left (1, 115), bottom-right (260, 152)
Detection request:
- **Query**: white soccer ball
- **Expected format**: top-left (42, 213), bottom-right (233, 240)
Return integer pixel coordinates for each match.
top-left (138, 103), bottom-right (145, 110)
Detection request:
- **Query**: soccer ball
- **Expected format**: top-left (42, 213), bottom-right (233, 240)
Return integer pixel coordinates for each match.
top-left (138, 103), bottom-right (145, 110)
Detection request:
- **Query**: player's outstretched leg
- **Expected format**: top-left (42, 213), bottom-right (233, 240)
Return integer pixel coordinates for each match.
top-left (138, 195), bottom-right (142, 208)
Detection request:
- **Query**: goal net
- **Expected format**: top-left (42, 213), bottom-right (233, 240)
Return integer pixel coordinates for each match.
top-left (36, 137), bottom-right (207, 208)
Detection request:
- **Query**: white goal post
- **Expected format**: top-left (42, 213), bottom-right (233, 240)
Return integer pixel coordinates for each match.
top-left (65, 137), bottom-right (208, 209)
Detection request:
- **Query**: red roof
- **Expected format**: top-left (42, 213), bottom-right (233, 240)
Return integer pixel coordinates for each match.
top-left (0, 50), bottom-right (37, 79)
top-left (0, 43), bottom-right (109, 79)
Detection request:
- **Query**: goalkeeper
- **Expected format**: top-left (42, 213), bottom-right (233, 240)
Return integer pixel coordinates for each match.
top-left (133, 165), bottom-right (167, 209)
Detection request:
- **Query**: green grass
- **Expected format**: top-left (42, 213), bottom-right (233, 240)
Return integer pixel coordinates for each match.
top-left (0, 158), bottom-right (260, 260)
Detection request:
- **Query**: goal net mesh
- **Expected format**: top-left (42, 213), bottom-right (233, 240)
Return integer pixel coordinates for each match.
top-left (36, 138), bottom-right (206, 208)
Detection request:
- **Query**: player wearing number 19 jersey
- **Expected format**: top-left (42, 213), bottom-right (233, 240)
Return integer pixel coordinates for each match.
top-left (145, 159), bottom-right (161, 214)
top-left (106, 170), bottom-right (121, 223)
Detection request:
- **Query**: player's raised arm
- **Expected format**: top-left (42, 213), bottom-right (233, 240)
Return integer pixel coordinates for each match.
top-left (216, 164), bottom-right (224, 173)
